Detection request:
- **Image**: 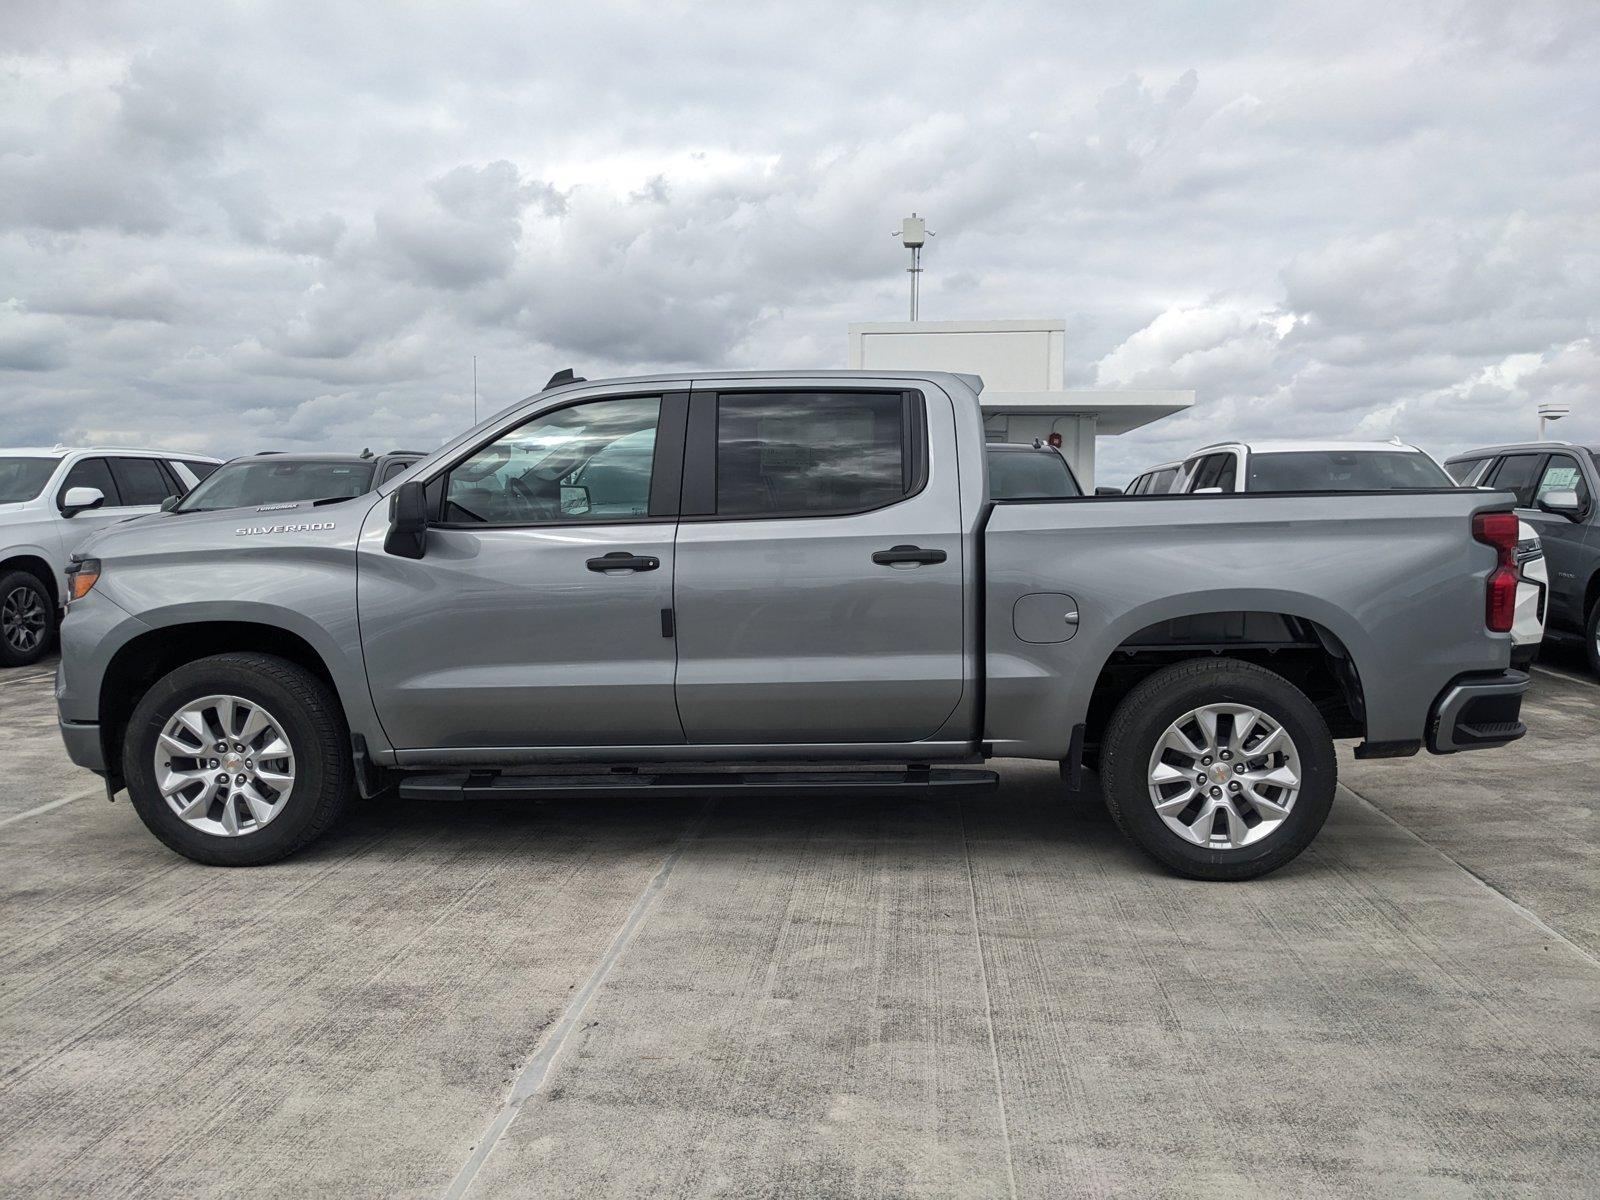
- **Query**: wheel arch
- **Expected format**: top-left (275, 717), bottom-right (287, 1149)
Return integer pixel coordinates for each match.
top-left (1, 551), bottom-right (60, 605)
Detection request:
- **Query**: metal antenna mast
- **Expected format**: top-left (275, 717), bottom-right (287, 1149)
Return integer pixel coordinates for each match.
top-left (893, 213), bottom-right (933, 321)
top-left (473, 356), bottom-right (478, 423)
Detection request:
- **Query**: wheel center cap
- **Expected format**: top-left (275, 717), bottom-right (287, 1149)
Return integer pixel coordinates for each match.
top-left (223, 752), bottom-right (246, 773)
top-left (1210, 763), bottom-right (1232, 785)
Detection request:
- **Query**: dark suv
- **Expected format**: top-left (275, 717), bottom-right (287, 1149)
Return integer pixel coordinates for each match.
top-left (173, 450), bottom-right (425, 515)
top-left (1444, 442), bottom-right (1600, 672)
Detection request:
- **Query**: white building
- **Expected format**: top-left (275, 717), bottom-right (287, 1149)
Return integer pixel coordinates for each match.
top-left (847, 319), bottom-right (1193, 489)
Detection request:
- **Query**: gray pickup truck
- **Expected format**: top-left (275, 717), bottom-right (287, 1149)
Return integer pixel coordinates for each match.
top-left (56, 371), bottom-right (1529, 880)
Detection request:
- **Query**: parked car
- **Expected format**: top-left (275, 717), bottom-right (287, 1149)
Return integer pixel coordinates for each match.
top-left (1172, 438), bottom-right (1454, 494)
top-left (1444, 442), bottom-right (1600, 673)
top-left (1124, 459), bottom-right (1183, 495)
top-left (1513, 521), bottom-right (1548, 671)
top-left (173, 450), bottom-right (426, 515)
top-left (57, 371), bottom-right (1528, 880)
top-left (0, 447), bottom-right (221, 666)
top-left (985, 441), bottom-right (1082, 500)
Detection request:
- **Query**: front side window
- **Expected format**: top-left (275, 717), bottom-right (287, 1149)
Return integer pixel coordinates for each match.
top-left (445, 395), bottom-right (660, 525)
top-left (1213, 453), bottom-right (1238, 491)
top-left (1150, 467), bottom-right (1179, 493)
top-left (0, 457), bottom-right (61, 503)
top-left (58, 457), bottom-right (119, 507)
top-left (1534, 454), bottom-right (1589, 507)
top-left (1246, 450), bottom-right (1452, 492)
top-left (1486, 454), bottom-right (1544, 508)
top-left (714, 391), bottom-right (910, 517)
top-left (111, 457), bottom-right (178, 506)
top-left (1445, 458), bottom-right (1484, 484)
top-left (1187, 455), bottom-right (1227, 491)
top-left (182, 459), bottom-right (220, 482)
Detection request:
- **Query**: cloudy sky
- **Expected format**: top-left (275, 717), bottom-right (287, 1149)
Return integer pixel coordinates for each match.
top-left (3, 0), bottom-right (1596, 483)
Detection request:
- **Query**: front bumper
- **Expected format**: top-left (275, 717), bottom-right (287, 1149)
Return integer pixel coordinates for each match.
top-left (59, 718), bottom-right (105, 773)
top-left (1426, 669), bottom-right (1529, 754)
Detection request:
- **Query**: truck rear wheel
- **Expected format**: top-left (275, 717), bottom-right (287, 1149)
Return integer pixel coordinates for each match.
top-left (123, 653), bottom-right (353, 866)
top-left (1100, 658), bottom-right (1336, 881)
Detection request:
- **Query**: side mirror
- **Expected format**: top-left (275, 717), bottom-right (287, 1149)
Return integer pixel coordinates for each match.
top-left (159, 495), bottom-right (181, 512)
top-left (1194, 486), bottom-right (1225, 495)
top-left (60, 486), bottom-right (105, 517)
top-left (560, 484), bottom-right (591, 516)
top-left (1537, 488), bottom-right (1584, 520)
top-left (1094, 486), bottom-right (1122, 496)
top-left (384, 480), bottom-right (429, 559)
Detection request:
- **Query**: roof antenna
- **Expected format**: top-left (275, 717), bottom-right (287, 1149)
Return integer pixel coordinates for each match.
top-left (545, 368), bottom-right (585, 389)
top-left (473, 355), bottom-right (478, 423)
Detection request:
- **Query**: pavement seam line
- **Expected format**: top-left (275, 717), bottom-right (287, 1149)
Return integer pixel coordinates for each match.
top-left (1531, 664), bottom-right (1595, 687)
top-left (440, 799), bottom-right (715, 1200)
top-left (1335, 781), bottom-right (1600, 972)
top-left (957, 799), bottom-right (1021, 1200)
top-left (0, 784), bottom-right (101, 829)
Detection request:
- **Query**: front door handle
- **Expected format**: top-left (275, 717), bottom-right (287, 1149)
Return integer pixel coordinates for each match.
top-left (872, 544), bottom-right (947, 566)
top-left (586, 551), bottom-right (660, 573)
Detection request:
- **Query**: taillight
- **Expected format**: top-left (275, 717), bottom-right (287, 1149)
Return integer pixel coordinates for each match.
top-left (1472, 512), bottom-right (1518, 633)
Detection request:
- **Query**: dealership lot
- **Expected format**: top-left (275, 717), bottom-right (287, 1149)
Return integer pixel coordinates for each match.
top-left (2, 658), bottom-right (1597, 1198)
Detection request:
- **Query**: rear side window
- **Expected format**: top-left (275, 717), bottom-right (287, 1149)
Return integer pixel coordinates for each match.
top-left (713, 391), bottom-right (914, 517)
top-left (110, 456), bottom-right (179, 506)
top-left (182, 459), bottom-right (220, 482)
top-left (58, 457), bottom-right (119, 506)
top-left (379, 459), bottom-right (415, 484)
top-left (1445, 458), bottom-right (1484, 484)
top-left (1486, 454), bottom-right (1545, 508)
top-left (1535, 454), bottom-right (1589, 507)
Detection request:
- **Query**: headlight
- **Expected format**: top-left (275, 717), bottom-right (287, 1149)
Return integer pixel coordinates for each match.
top-left (65, 556), bottom-right (101, 601)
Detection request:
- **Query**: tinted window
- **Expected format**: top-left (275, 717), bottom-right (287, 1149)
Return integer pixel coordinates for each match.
top-left (1245, 450), bottom-right (1452, 492)
top-left (715, 392), bottom-right (908, 516)
top-left (1214, 454), bottom-right (1237, 491)
top-left (1445, 458), bottom-right (1484, 484)
top-left (1150, 467), bottom-right (1179, 493)
top-left (1188, 455), bottom-right (1228, 491)
top-left (445, 395), bottom-right (659, 524)
top-left (110, 457), bottom-right (178, 506)
top-left (0, 457), bottom-right (61, 503)
top-left (378, 459), bottom-right (416, 484)
top-left (1486, 454), bottom-right (1544, 508)
top-left (1535, 453), bottom-right (1589, 507)
top-left (180, 460), bottom-right (377, 512)
top-left (183, 459), bottom-right (220, 482)
top-left (59, 457), bottom-right (119, 506)
top-left (986, 448), bottom-right (1082, 500)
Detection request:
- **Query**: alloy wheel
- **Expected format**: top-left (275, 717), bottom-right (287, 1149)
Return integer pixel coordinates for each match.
top-left (1, 585), bottom-right (47, 654)
top-left (1146, 703), bottom-right (1302, 849)
top-left (152, 694), bottom-right (296, 837)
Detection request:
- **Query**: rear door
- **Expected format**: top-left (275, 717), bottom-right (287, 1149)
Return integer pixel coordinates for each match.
top-left (671, 384), bottom-right (965, 744)
top-left (360, 391), bottom-right (688, 750)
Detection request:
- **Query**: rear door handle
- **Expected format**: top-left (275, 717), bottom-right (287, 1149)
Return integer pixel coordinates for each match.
top-left (872, 544), bottom-right (947, 566)
top-left (586, 551), bottom-right (660, 573)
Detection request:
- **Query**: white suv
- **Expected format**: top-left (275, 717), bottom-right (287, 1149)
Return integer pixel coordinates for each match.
top-left (0, 447), bottom-right (221, 666)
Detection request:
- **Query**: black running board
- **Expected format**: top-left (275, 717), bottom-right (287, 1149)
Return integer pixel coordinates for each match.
top-left (399, 767), bottom-right (1000, 802)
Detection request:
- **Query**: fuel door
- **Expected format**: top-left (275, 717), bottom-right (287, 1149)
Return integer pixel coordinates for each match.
top-left (1014, 592), bottom-right (1080, 644)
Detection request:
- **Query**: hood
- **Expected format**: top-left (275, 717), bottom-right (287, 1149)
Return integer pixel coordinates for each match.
top-left (78, 493), bottom-right (381, 560)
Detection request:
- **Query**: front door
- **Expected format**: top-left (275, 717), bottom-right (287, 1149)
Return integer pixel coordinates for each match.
top-left (671, 385), bottom-right (966, 745)
top-left (1521, 452), bottom-right (1596, 631)
top-left (360, 392), bottom-right (687, 750)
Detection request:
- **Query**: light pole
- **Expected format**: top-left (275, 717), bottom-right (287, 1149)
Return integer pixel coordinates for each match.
top-left (893, 213), bottom-right (933, 321)
top-left (1538, 402), bottom-right (1569, 440)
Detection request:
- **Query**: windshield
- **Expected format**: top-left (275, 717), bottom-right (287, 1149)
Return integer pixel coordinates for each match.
top-left (0, 457), bottom-right (62, 503)
top-left (986, 447), bottom-right (1083, 499)
top-left (178, 460), bottom-right (377, 512)
top-left (1246, 450), bottom-right (1452, 492)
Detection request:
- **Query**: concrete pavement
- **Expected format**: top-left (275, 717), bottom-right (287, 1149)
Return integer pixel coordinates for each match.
top-left (1, 661), bottom-right (1596, 1197)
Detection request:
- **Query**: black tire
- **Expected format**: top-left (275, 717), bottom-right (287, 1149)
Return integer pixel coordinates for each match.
top-left (123, 653), bottom-right (353, 865)
top-left (0, 568), bottom-right (56, 668)
top-left (1100, 658), bottom-right (1337, 881)
top-left (1585, 599), bottom-right (1600, 678)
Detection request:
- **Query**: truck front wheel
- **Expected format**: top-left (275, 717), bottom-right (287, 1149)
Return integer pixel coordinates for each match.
top-left (123, 653), bottom-right (354, 866)
top-left (1099, 658), bottom-right (1336, 881)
